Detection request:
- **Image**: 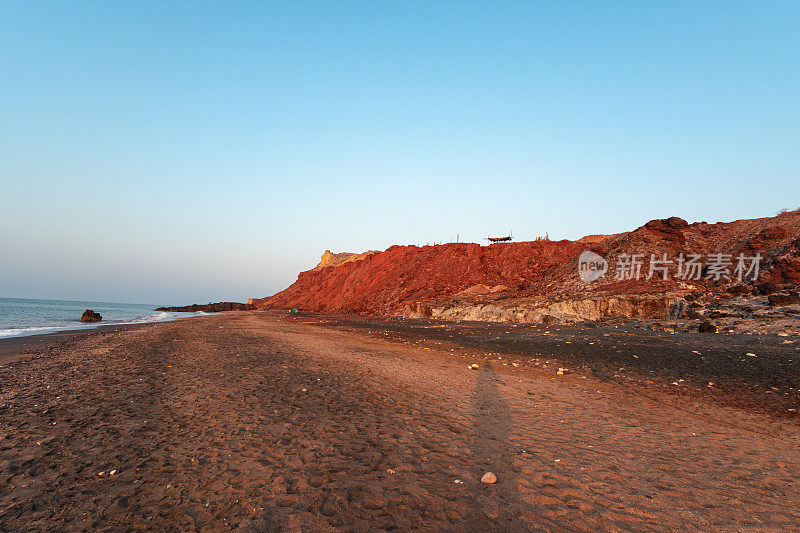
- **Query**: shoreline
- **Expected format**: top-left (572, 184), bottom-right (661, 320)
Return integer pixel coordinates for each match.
top-left (0, 314), bottom-right (216, 365)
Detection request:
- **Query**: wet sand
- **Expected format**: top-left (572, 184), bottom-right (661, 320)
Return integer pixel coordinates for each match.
top-left (1, 311), bottom-right (799, 531)
top-left (0, 322), bottom-right (155, 366)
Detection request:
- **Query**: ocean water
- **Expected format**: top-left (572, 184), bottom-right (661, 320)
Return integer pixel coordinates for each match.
top-left (0, 297), bottom-right (208, 338)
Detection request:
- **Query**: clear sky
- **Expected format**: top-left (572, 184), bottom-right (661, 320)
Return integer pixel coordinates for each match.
top-left (1, 1), bottom-right (798, 305)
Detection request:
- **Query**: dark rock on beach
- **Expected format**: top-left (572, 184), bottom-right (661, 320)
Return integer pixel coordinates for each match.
top-left (756, 281), bottom-right (779, 295)
top-left (727, 284), bottom-right (750, 295)
top-left (80, 309), bottom-right (102, 323)
top-left (698, 320), bottom-right (717, 333)
top-left (767, 292), bottom-right (800, 306)
top-left (154, 302), bottom-right (255, 313)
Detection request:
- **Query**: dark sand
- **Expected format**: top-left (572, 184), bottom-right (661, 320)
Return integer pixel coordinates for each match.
top-left (0, 322), bottom-right (156, 366)
top-left (1, 311), bottom-right (798, 531)
top-left (301, 314), bottom-right (800, 419)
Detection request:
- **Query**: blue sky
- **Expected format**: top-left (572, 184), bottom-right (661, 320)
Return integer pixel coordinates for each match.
top-left (1, 1), bottom-right (798, 304)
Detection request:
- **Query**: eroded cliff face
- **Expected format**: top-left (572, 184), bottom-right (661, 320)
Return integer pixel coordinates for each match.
top-left (314, 250), bottom-right (379, 271)
top-left (251, 239), bottom-right (586, 315)
top-left (251, 210), bottom-right (800, 324)
top-left (420, 295), bottom-right (675, 324)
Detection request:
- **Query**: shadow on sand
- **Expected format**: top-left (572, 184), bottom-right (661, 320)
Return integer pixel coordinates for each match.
top-left (469, 361), bottom-right (555, 531)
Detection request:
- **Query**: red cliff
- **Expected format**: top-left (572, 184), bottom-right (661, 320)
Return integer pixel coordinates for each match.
top-left (251, 210), bottom-right (800, 322)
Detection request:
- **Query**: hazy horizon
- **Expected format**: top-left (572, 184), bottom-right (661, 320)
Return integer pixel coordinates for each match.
top-left (2, 1), bottom-right (799, 305)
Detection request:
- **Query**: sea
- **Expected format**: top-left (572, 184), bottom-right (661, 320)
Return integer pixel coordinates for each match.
top-left (0, 297), bottom-right (208, 339)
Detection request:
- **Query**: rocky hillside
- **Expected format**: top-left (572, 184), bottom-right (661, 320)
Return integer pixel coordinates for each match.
top-left (313, 250), bottom-right (379, 270)
top-left (155, 302), bottom-right (255, 312)
top-left (251, 210), bottom-right (800, 324)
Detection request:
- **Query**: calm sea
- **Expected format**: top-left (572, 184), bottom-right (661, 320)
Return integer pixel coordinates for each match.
top-left (0, 297), bottom-right (206, 338)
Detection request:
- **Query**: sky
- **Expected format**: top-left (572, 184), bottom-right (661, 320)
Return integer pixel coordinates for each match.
top-left (1, 1), bottom-right (798, 305)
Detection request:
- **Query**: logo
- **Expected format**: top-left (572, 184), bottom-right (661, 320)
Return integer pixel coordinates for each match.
top-left (576, 251), bottom-right (761, 283)
top-left (578, 250), bottom-right (608, 283)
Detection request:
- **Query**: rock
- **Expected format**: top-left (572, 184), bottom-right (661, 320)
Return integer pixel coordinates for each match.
top-left (727, 284), bottom-right (750, 295)
top-left (707, 310), bottom-right (732, 319)
top-left (643, 217), bottom-right (689, 245)
top-left (698, 321), bottom-right (716, 333)
top-left (314, 249), bottom-right (379, 271)
top-left (362, 497), bottom-right (386, 510)
top-left (768, 292), bottom-right (800, 306)
top-left (409, 302), bottom-right (432, 318)
top-left (748, 226), bottom-right (788, 250)
top-left (154, 302), bottom-right (254, 312)
top-left (468, 364), bottom-right (479, 370)
top-left (80, 310), bottom-right (102, 323)
top-left (756, 281), bottom-right (779, 295)
top-left (668, 299), bottom-right (687, 319)
top-left (456, 284), bottom-right (493, 296)
top-left (685, 308), bottom-right (702, 319)
top-left (481, 472), bottom-right (497, 484)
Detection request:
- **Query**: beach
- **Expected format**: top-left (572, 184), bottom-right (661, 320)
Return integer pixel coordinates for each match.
top-left (1, 311), bottom-right (799, 531)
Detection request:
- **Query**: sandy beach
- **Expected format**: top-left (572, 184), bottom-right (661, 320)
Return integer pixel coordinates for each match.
top-left (1, 311), bottom-right (799, 531)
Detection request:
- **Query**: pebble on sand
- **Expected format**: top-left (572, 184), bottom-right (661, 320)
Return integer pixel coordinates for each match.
top-left (481, 472), bottom-right (497, 484)
top-left (468, 364), bottom-right (479, 370)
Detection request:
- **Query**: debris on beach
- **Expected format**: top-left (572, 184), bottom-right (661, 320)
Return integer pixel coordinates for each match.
top-left (481, 472), bottom-right (497, 484)
top-left (698, 321), bottom-right (716, 333)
